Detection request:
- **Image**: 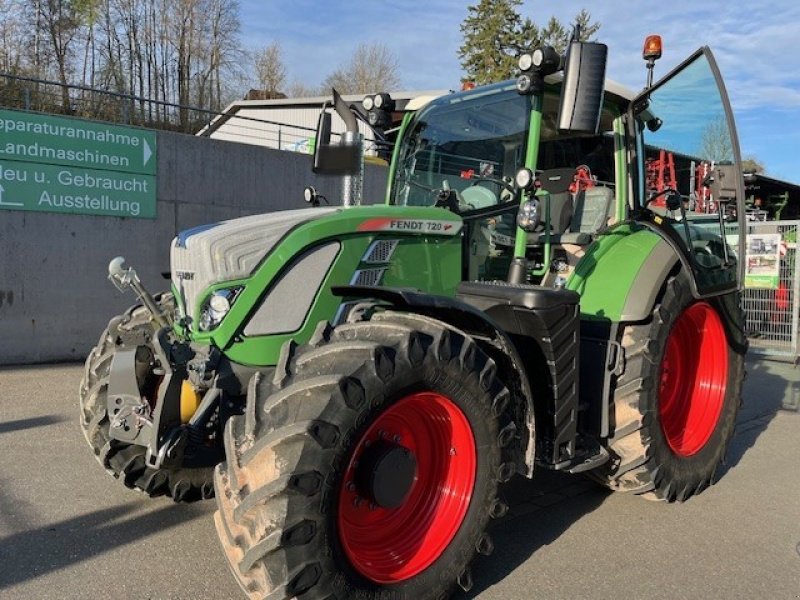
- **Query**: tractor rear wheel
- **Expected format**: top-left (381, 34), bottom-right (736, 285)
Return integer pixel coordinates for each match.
top-left (79, 295), bottom-right (215, 502)
top-left (214, 311), bottom-right (515, 599)
top-left (593, 271), bottom-right (746, 501)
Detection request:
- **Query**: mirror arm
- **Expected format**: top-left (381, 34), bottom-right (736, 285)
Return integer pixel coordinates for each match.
top-left (347, 103), bottom-right (390, 143)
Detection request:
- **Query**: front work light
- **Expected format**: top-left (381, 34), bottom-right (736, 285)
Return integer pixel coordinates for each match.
top-left (517, 199), bottom-right (541, 232)
top-left (515, 167), bottom-right (535, 191)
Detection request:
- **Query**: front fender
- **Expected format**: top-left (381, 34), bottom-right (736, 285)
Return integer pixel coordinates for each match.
top-left (331, 285), bottom-right (537, 477)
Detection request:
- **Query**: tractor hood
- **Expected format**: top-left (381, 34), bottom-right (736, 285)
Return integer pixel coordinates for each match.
top-left (170, 207), bottom-right (338, 321)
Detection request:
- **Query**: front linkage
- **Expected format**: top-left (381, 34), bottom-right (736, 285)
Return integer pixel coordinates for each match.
top-left (79, 258), bottom-right (247, 501)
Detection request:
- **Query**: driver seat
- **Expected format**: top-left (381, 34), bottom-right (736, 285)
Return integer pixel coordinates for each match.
top-left (527, 169), bottom-right (614, 245)
top-left (526, 168), bottom-right (574, 244)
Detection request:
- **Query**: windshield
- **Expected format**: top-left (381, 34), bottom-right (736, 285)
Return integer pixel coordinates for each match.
top-left (391, 82), bottom-right (532, 210)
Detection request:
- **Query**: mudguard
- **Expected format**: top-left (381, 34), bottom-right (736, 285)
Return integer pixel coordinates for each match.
top-left (567, 223), bottom-right (680, 323)
top-left (331, 285), bottom-right (538, 477)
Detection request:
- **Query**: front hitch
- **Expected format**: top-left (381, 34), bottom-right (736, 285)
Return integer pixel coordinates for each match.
top-left (108, 256), bottom-right (170, 328)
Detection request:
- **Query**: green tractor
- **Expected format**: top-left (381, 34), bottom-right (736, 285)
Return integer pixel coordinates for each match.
top-left (80, 33), bottom-right (747, 599)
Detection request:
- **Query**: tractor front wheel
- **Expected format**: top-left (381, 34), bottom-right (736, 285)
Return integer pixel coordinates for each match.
top-left (214, 311), bottom-right (515, 599)
top-left (593, 271), bottom-right (746, 501)
top-left (79, 296), bottom-right (216, 502)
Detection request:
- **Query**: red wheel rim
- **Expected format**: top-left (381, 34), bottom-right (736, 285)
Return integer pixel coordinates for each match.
top-left (337, 391), bottom-right (477, 583)
top-left (659, 302), bottom-right (728, 457)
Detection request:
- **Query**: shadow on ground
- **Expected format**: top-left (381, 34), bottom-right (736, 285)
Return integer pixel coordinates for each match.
top-left (0, 415), bottom-right (66, 435)
top-left (0, 501), bottom-right (207, 590)
top-left (462, 357), bottom-right (796, 598)
top-left (460, 471), bottom-right (609, 598)
top-left (718, 357), bottom-right (798, 478)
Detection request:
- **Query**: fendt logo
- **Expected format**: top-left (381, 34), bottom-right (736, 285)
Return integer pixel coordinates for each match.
top-left (358, 218), bottom-right (462, 236)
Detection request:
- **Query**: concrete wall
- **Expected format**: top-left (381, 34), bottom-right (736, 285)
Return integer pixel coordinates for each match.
top-left (0, 130), bottom-right (388, 365)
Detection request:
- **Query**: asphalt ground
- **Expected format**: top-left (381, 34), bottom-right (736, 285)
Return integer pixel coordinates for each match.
top-left (0, 357), bottom-right (798, 599)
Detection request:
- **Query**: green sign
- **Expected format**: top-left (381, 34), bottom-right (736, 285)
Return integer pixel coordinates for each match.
top-left (0, 109), bottom-right (156, 218)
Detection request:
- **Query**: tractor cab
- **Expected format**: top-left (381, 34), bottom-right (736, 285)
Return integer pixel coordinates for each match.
top-left (372, 36), bottom-right (746, 300)
top-left (386, 79), bottom-right (627, 285)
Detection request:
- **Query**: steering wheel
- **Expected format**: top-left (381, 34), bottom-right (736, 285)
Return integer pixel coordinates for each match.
top-left (466, 175), bottom-right (516, 197)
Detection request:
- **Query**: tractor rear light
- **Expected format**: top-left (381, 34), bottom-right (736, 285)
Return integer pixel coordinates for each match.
top-left (643, 35), bottom-right (662, 60)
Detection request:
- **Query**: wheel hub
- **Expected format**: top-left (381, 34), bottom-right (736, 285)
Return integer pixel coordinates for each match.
top-left (659, 301), bottom-right (729, 457)
top-left (354, 441), bottom-right (417, 509)
top-left (337, 391), bottom-right (477, 583)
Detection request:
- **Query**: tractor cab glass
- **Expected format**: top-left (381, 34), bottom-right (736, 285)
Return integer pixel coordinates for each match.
top-left (633, 48), bottom-right (745, 296)
top-left (391, 82), bottom-right (531, 280)
top-left (392, 81), bottom-right (620, 281)
top-left (391, 81), bottom-right (531, 211)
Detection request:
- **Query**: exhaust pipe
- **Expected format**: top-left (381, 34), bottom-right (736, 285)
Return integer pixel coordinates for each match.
top-left (332, 88), bottom-right (364, 207)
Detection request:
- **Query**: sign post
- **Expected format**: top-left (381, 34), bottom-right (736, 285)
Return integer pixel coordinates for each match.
top-left (0, 109), bottom-right (157, 218)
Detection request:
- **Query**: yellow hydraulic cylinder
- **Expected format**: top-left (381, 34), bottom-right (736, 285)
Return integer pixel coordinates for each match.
top-left (180, 380), bottom-right (202, 423)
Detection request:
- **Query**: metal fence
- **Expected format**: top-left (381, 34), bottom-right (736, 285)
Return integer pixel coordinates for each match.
top-left (0, 71), bottom-right (320, 146)
top-left (733, 220), bottom-right (800, 360)
top-left (0, 71), bottom-right (388, 156)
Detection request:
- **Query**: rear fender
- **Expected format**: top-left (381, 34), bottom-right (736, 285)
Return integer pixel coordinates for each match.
top-left (568, 224), bottom-right (680, 323)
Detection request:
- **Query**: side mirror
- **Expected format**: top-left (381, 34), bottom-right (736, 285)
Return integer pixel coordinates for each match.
top-left (313, 109), bottom-right (360, 175)
top-left (312, 90), bottom-right (362, 175)
top-left (315, 110), bottom-right (331, 147)
top-left (665, 190), bottom-right (682, 211)
top-left (557, 41), bottom-right (608, 134)
top-left (707, 164), bottom-right (738, 203)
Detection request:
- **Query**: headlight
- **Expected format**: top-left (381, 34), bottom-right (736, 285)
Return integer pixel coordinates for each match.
top-left (517, 199), bottom-right (541, 232)
top-left (198, 287), bottom-right (242, 331)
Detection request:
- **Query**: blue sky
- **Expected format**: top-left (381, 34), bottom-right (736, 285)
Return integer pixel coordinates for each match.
top-left (240, 1), bottom-right (800, 183)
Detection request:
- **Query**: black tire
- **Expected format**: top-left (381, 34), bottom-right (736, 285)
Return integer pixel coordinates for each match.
top-left (79, 294), bottom-right (215, 502)
top-left (592, 271), bottom-right (746, 502)
top-left (214, 311), bottom-right (515, 599)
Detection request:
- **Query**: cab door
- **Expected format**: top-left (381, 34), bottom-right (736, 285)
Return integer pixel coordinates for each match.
top-left (630, 47), bottom-right (746, 297)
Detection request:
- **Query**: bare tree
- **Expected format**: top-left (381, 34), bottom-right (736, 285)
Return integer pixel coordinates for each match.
top-left (741, 156), bottom-right (765, 174)
top-left (0, 1), bottom-right (25, 72)
top-left (321, 42), bottom-right (401, 95)
top-left (253, 41), bottom-right (286, 94)
top-left (285, 79), bottom-right (319, 98)
top-left (2, 0), bottom-right (246, 126)
top-left (37, 0), bottom-right (81, 110)
top-left (699, 116), bottom-right (733, 163)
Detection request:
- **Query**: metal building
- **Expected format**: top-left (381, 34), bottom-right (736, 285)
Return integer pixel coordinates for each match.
top-left (197, 90), bottom-right (447, 154)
